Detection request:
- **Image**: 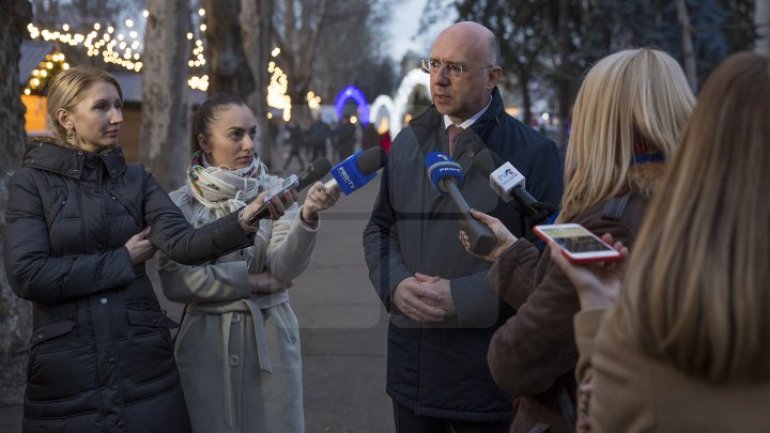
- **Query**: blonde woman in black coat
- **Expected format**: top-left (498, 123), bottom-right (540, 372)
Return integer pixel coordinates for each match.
top-left (3, 66), bottom-right (292, 433)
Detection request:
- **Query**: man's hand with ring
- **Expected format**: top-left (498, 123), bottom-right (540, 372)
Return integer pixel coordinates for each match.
top-left (393, 277), bottom-right (446, 322)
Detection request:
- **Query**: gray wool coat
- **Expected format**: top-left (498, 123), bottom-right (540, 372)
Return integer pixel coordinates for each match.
top-left (157, 181), bottom-right (318, 433)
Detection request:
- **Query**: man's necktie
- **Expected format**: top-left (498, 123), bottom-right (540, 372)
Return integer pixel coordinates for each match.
top-left (448, 124), bottom-right (462, 155)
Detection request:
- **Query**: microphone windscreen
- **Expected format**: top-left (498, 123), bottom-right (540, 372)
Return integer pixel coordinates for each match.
top-left (297, 158), bottom-right (332, 190)
top-left (424, 152), bottom-right (463, 190)
top-left (330, 150), bottom-right (382, 195)
top-left (355, 147), bottom-right (386, 175)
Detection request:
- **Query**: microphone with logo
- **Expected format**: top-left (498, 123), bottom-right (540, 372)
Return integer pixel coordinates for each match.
top-left (324, 147), bottom-right (386, 194)
top-left (425, 152), bottom-right (497, 255)
top-left (247, 157), bottom-right (333, 225)
top-left (478, 149), bottom-right (557, 226)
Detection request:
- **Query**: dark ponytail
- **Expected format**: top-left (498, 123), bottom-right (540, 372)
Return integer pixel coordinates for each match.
top-left (191, 93), bottom-right (248, 153)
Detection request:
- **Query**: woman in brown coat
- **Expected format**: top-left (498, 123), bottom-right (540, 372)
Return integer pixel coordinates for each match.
top-left (551, 51), bottom-right (770, 433)
top-left (460, 48), bottom-right (695, 433)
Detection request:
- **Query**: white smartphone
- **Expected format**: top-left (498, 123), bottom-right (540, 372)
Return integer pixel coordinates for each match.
top-left (264, 174), bottom-right (299, 202)
top-left (533, 223), bottom-right (622, 263)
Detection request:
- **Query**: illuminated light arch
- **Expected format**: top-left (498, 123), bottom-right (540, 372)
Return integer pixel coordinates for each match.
top-left (391, 68), bottom-right (430, 136)
top-left (369, 95), bottom-right (395, 131)
top-left (334, 85), bottom-right (369, 125)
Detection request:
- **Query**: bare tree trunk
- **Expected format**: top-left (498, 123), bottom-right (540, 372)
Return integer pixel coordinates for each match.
top-left (756, 0), bottom-right (770, 56)
top-left (204, 0), bottom-right (255, 96)
top-left (675, 0), bottom-right (698, 91)
top-left (0, 0), bottom-right (33, 406)
top-left (140, 0), bottom-right (191, 191)
top-left (556, 0), bottom-right (570, 151)
top-left (242, 0), bottom-right (274, 169)
top-left (519, 76), bottom-right (532, 127)
top-left (273, 0), bottom-right (329, 128)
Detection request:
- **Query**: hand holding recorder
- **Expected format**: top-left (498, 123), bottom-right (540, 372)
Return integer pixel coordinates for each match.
top-left (546, 230), bottom-right (628, 310)
top-left (239, 189), bottom-right (298, 231)
top-left (239, 158), bottom-right (332, 230)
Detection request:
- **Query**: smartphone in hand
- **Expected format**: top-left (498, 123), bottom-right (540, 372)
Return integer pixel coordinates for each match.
top-left (264, 174), bottom-right (299, 202)
top-left (533, 223), bottom-right (622, 263)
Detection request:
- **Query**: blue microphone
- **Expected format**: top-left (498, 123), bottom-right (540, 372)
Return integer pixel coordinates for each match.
top-left (325, 147), bottom-right (386, 195)
top-left (425, 152), bottom-right (497, 255)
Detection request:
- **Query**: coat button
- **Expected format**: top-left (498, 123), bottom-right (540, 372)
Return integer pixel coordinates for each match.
top-left (100, 297), bottom-right (108, 305)
top-left (229, 355), bottom-right (240, 367)
top-left (108, 357), bottom-right (117, 364)
top-left (73, 169), bottom-right (79, 174)
top-left (231, 312), bottom-right (241, 323)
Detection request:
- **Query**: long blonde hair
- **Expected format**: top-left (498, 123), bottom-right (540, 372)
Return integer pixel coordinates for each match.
top-left (619, 52), bottom-right (770, 382)
top-left (46, 66), bottom-right (123, 143)
top-left (558, 48), bottom-right (694, 221)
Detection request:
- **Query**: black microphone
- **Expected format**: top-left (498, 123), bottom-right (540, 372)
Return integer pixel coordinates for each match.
top-left (247, 158), bottom-right (332, 224)
top-left (425, 152), bottom-right (497, 256)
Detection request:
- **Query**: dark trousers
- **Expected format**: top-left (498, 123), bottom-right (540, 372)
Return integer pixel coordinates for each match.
top-left (283, 150), bottom-right (305, 171)
top-left (393, 401), bottom-right (511, 433)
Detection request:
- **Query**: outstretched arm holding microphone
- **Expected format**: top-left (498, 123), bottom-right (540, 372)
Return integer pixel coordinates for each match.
top-left (154, 94), bottom-right (347, 433)
top-left (463, 48), bottom-right (694, 433)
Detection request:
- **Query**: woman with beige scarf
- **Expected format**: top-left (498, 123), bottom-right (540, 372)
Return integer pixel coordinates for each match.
top-left (157, 93), bottom-right (339, 433)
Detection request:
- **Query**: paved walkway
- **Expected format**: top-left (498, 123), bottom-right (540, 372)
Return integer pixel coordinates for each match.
top-left (0, 171), bottom-right (394, 433)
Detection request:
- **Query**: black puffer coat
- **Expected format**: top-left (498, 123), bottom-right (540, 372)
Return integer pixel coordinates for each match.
top-left (4, 138), bottom-right (254, 433)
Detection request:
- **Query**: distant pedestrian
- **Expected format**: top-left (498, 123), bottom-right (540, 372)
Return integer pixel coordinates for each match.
top-left (307, 116), bottom-right (332, 161)
top-left (361, 122), bottom-right (380, 151)
top-left (334, 116), bottom-right (356, 162)
top-left (283, 122), bottom-right (305, 172)
top-left (379, 129), bottom-right (392, 153)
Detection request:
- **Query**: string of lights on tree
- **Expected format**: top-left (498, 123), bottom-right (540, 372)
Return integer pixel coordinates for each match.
top-left (23, 52), bottom-right (69, 96)
top-left (21, 8), bottom-right (212, 93)
top-left (23, 8), bottom-right (317, 120)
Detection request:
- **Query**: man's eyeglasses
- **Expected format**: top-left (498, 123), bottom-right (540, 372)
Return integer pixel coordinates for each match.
top-left (419, 59), bottom-right (494, 78)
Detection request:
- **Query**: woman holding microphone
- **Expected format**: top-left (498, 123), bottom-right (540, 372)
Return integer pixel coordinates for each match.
top-left (157, 93), bottom-right (339, 433)
top-left (459, 48), bottom-right (695, 432)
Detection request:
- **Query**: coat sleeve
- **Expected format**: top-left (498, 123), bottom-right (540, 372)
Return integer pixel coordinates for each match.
top-left (264, 204), bottom-right (318, 282)
top-left (486, 239), bottom-right (541, 308)
top-left (3, 170), bottom-right (138, 304)
top-left (574, 309), bottom-right (606, 384)
top-left (576, 307), bottom-right (657, 433)
top-left (141, 171), bottom-right (253, 264)
top-left (363, 154), bottom-right (413, 311)
top-left (156, 249), bottom-right (252, 304)
top-left (486, 217), bottom-right (634, 397)
top-left (448, 270), bottom-right (514, 327)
